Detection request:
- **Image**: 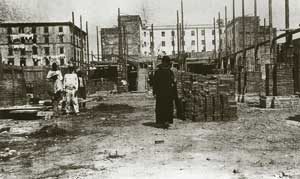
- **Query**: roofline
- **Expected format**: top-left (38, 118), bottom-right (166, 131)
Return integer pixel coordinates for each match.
top-left (0, 21), bottom-right (87, 35)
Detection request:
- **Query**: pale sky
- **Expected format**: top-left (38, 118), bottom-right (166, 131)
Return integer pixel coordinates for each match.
top-left (3, 0), bottom-right (300, 52)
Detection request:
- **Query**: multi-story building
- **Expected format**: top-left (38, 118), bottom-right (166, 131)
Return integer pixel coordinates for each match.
top-left (0, 22), bottom-right (87, 67)
top-left (101, 15), bottom-right (143, 61)
top-left (101, 14), bottom-right (224, 60)
top-left (141, 24), bottom-right (224, 56)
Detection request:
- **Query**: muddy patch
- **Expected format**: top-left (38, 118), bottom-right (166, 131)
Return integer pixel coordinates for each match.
top-left (30, 124), bottom-right (69, 138)
top-left (92, 103), bottom-right (135, 113)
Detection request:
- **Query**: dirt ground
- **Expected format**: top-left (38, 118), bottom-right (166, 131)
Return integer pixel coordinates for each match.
top-left (1, 92), bottom-right (300, 179)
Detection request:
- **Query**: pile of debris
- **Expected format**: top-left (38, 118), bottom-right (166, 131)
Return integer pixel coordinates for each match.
top-left (176, 72), bottom-right (237, 121)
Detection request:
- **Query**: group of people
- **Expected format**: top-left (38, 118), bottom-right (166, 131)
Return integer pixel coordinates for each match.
top-left (46, 63), bottom-right (86, 116)
top-left (152, 56), bottom-right (181, 129)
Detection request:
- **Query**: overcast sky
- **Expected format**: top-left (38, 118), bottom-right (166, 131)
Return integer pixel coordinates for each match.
top-left (3, 0), bottom-right (300, 52)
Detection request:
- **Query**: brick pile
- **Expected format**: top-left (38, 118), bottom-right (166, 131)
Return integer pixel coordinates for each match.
top-left (175, 72), bottom-right (237, 122)
top-left (276, 64), bottom-right (294, 96)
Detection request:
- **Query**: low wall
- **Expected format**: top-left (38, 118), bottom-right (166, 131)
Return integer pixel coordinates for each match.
top-left (87, 79), bottom-right (116, 94)
top-left (260, 96), bottom-right (300, 110)
top-left (0, 65), bottom-right (27, 106)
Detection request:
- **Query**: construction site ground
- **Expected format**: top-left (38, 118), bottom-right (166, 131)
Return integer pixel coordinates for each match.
top-left (1, 92), bottom-right (300, 179)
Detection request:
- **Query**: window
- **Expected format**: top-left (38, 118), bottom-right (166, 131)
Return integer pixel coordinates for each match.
top-left (161, 31), bottom-right (165, 37)
top-left (44, 47), bottom-right (50, 55)
top-left (32, 27), bottom-right (36, 34)
top-left (20, 58), bottom-right (26, 66)
top-left (8, 58), bottom-right (14, 65)
top-left (201, 40), bottom-right (205, 45)
top-left (44, 26), bottom-right (49, 33)
top-left (171, 31), bottom-right (175, 36)
top-left (33, 58), bottom-right (39, 66)
top-left (19, 27), bottom-right (24, 33)
top-left (212, 30), bottom-right (215, 35)
top-left (59, 26), bottom-right (63, 32)
top-left (191, 40), bottom-right (196, 46)
top-left (161, 41), bottom-right (166, 47)
top-left (201, 30), bottom-right (205, 36)
top-left (59, 47), bottom-right (64, 54)
top-left (44, 36), bottom-right (49, 43)
top-left (59, 36), bottom-right (64, 43)
top-left (21, 37), bottom-right (26, 44)
top-left (8, 48), bottom-right (13, 56)
top-left (7, 36), bottom-right (12, 43)
top-left (182, 41), bottom-right (185, 46)
top-left (32, 46), bottom-right (38, 55)
top-left (172, 41), bottom-right (175, 46)
top-left (60, 57), bottom-right (65, 66)
top-left (150, 32), bottom-right (153, 36)
top-left (21, 48), bottom-right (26, 56)
top-left (33, 35), bottom-right (37, 43)
top-left (144, 32), bottom-right (147, 37)
top-left (143, 42), bottom-right (147, 47)
top-left (191, 30), bottom-right (195, 36)
top-left (219, 29), bottom-right (222, 34)
top-left (212, 40), bottom-right (215, 45)
top-left (7, 27), bottom-right (12, 34)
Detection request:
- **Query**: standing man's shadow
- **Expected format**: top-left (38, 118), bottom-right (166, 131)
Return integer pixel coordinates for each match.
top-left (142, 122), bottom-right (168, 129)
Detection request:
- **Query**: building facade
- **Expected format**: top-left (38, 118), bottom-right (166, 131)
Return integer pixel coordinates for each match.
top-left (101, 15), bottom-right (143, 61)
top-left (0, 22), bottom-right (87, 67)
top-left (141, 24), bottom-right (224, 57)
top-left (220, 16), bottom-right (276, 72)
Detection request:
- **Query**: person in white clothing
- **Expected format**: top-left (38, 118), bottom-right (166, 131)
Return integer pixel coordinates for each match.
top-left (46, 63), bottom-right (63, 116)
top-left (64, 66), bottom-right (79, 114)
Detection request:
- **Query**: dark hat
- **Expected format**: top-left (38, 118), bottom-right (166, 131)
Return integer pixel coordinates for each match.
top-left (161, 56), bottom-right (171, 63)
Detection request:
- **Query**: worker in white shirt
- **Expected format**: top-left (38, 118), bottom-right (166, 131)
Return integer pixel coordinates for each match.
top-left (64, 66), bottom-right (79, 115)
top-left (46, 63), bottom-right (63, 116)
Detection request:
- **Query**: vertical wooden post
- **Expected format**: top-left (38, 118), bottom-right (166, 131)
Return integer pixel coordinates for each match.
top-left (225, 6), bottom-right (228, 72)
top-left (86, 21), bottom-right (90, 75)
top-left (213, 17), bottom-right (216, 59)
top-left (225, 6), bottom-right (228, 56)
top-left (181, 0), bottom-right (185, 53)
top-left (80, 15), bottom-right (84, 68)
top-left (269, 0), bottom-right (275, 65)
top-left (232, 0), bottom-right (236, 56)
top-left (176, 11), bottom-right (181, 56)
top-left (242, 0), bottom-right (246, 67)
top-left (218, 12), bottom-right (222, 67)
top-left (96, 26), bottom-right (100, 62)
top-left (254, 0), bottom-right (258, 71)
top-left (196, 28), bottom-right (199, 53)
top-left (264, 18), bottom-right (266, 41)
top-left (118, 8), bottom-right (123, 61)
top-left (72, 12), bottom-right (77, 66)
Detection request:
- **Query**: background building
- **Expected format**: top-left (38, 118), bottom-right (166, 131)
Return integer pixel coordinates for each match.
top-left (0, 22), bottom-right (87, 67)
top-left (221, 16), bottom-right (276, 72)
top-left (141, 24), bottom-right (224, 57)
top-left (101, 15), bottom-right (143, 61)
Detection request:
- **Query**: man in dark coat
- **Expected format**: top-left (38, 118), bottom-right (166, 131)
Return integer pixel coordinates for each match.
top-left (153, 56), bottom-right (175, 128)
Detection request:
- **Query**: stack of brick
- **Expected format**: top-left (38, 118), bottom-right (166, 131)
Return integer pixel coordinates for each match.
top-left (276, 64), bottom-right (294, 96)
top-left (246, 72), bottom-right (263, 95)
top-left (176, 72), bottom-right (237, 122)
